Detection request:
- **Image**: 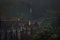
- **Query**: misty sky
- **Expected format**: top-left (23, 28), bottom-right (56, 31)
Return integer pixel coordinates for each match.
top-left (0, 0), bottom-right (60, 19)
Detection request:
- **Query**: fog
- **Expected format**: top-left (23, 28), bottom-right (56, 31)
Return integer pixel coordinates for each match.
top-left (0, 0), bottom-right (60, 19)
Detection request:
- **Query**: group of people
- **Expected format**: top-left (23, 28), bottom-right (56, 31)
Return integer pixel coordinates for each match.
top-left (1, 18), bottom-right (39, 40)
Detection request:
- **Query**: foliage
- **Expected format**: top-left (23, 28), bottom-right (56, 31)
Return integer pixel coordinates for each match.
top-left (31, 17), bottom-right (59, 40)
top-left (31, 28), bottom-right (58, 40)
